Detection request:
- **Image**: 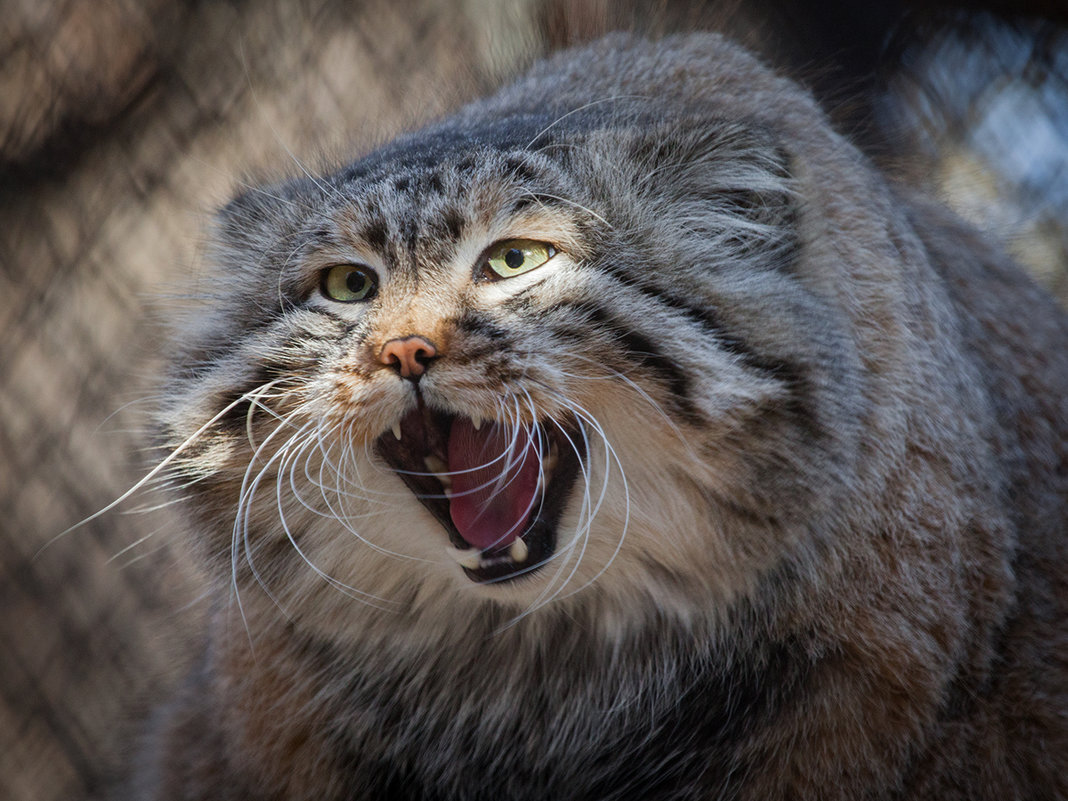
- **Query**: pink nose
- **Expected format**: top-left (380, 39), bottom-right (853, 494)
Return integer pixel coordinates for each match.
top-left (379, 336), bottom-right (438, 380)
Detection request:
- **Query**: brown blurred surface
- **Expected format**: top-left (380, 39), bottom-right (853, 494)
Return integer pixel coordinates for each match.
top-left (1, 2), bottom-right (1064, 799)
top-left (0, 2), bottom-right (528, 796)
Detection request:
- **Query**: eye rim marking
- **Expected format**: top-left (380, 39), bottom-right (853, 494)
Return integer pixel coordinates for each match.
top-left (478, 238), bottom-right (557, 282)
top-left (321, 263), bottom-right (379, 302)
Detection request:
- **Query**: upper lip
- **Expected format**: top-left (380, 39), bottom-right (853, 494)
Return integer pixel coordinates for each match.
top-left (373, 395), bottom-right (584, 583)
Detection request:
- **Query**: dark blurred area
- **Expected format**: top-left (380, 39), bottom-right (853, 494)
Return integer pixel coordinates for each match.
top-left (880, 12), bottom-right (1068, 296)
top-left (1, 1), bottom-right (1064, 799)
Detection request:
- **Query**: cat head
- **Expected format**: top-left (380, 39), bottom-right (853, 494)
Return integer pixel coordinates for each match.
top-left (159, 35), bottom-right (875, 635)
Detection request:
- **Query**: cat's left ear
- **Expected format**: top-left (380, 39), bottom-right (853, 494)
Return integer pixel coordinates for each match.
top-left (613, 117), bottom-right (796, 236)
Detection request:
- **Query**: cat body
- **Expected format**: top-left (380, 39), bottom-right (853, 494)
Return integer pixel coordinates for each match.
top-left (139, 34), bottom-right (1068, 800)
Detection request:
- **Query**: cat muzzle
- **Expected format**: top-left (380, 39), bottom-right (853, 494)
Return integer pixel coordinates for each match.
top-left (374, 396), bottom-right (584, 584)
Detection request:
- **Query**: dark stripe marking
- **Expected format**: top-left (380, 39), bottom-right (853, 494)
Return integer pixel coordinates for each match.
top-left (455, 311), bottom-right (512, 343)
top-left (361, 216), bottom-right (390, 253)
top-left (555, 300), bottom-right (702, 423)
top-left (440, 209), bottom-right (465, 242)
top-left (503, 156), bottom-right (541, 184)
top-left (596, 262), bottom-right (790, 380)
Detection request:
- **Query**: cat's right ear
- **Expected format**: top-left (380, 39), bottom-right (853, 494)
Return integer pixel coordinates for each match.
top-left (212, 179), bottom-right (315, 267)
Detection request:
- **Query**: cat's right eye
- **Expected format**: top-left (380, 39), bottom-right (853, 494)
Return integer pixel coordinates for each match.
top-left (321, 264), bottom-right (379, 302)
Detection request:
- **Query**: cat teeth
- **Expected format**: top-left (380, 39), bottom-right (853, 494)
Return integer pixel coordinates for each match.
top-left (423, 455), bottom-right (453, 494)
top-left (509, 538), bottom-right (529, 563)
top-left (471, 414), bottom-right (483, 431)
top-left (391, 422), bottom-right (402, 441)
top-left (445, 540), bottom-right (531, 571)
top-left (445, 547), bottom-right (483, 570)
top-left (539, 442), bottom-right (558, 490)
top-left (424, 455), bottom-right (447, 474)
top-left (543, 442), bottom-right (558, 471)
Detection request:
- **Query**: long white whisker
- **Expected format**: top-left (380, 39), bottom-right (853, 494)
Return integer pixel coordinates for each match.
top-left (235, 415), bottom-right (313, 621)
top-left (245, 378), bottom-right (292, 449)
top-left (230, 412), bottom-right (300, 654)
top-left (274, 421), bottom-right (402, 607)
top-left (521, 416), bottom-right (596, 609)
top-left (518, 191), bottom-right (613, 228)
top-left (561, 351), bottom-right (697, 462)
top-left (552, 399), bottom-right (630, 601)
top-left (525, 95), bottom-right (647, 148)
top-left (486, 391), bottom-right (574, 609)
top-left (501, 385), bottom-right (631, 623)
top-left (312, 420), bottom-right (432, 566)
top-left (39, 380), bottom-right (290, 557)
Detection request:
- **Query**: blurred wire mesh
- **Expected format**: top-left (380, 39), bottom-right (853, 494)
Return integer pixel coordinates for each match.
top-left (879, 12), bottom-right (1068, 298)
top-left (0, 2), bottom-right (1064, 799)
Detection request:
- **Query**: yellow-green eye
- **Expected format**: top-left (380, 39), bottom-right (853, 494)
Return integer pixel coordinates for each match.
top-left (321, 264), bottom-right (378, 302)
top-left (482, 239), bottom-right (556, 280)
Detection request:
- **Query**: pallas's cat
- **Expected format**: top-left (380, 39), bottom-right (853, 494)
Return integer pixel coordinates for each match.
top-left (138, 33), bottom-right (1068, 800)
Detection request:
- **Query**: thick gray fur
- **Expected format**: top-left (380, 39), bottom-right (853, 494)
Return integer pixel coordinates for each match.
top-left (137, 34), bottom-right (1068, 800)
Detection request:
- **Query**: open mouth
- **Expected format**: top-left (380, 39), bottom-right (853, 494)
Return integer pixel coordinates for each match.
top-left (374, 396), bottom-right (584, 584)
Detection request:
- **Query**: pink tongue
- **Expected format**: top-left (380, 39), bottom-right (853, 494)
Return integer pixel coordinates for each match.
top-left (447, 419), bottom-right (540, 550)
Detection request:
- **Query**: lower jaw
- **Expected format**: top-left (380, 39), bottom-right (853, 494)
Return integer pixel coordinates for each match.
top-left (450, 516), bottom-right (558, 584)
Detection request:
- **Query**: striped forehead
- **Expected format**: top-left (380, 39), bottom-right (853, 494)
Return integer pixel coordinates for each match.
top-left (325, 158), bottom-right (548, 278)
top-left (342, 170), bottom-right (467, 275)
top-left (314, 114), bottom-right (584, 276)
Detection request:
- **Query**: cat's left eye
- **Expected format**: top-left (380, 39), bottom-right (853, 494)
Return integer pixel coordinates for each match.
top-left (321, 264), bottom-right (378, 302)
top-left (481, 239), bottom-right (556, 280)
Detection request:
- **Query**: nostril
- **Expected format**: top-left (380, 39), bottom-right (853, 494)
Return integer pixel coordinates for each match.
top-left (379, 336), bottom-right (439, 381)
top-left (413, 345), bottom-right (435, 366)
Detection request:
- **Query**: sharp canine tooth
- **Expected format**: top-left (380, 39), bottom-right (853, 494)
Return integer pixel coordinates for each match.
top-left (509, 538), bottom-right (529, 563)
top-left (443, 487), bottom-right (452, 498)
top-left (471, 414), bottom-right (482, 431)
top-left (436, 473), bottom-right (452, 488)
top-left (391, 423), bottom-right (402, 440)
top-left (544, 443), bottom-right (558, 470)
top-left (424, 455), bottom-right (447, 474)
top-left (446, 547), bottom-right (482, 570)
top-left (541, 466), bottom-right (553, 491)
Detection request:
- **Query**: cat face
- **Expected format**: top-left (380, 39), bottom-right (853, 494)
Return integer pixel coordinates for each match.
top-left (161, 108), bottom-right (858, 625)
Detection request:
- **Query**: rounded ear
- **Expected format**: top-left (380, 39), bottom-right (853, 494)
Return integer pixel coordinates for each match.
top-left (212, 176), bottom-right (319, 264)
top-left (631, 117), bottom-right (794, 225)
top-left (599, 116), bottom-right (797, 266)
top-left (209, 176), bottom-right (320, 275)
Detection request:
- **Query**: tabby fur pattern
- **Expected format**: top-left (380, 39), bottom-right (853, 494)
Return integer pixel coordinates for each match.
top-left (137, 33), bottom-right (1068, 800)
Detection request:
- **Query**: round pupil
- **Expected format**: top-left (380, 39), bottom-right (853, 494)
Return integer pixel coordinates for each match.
top-left (504, 249), bottom-right (525, 269)
top-left (346, 270), bottom-right (368, 294)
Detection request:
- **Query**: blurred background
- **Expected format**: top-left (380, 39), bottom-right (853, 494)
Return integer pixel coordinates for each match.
top-left (1, 1), bottom-right (1065, 798)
